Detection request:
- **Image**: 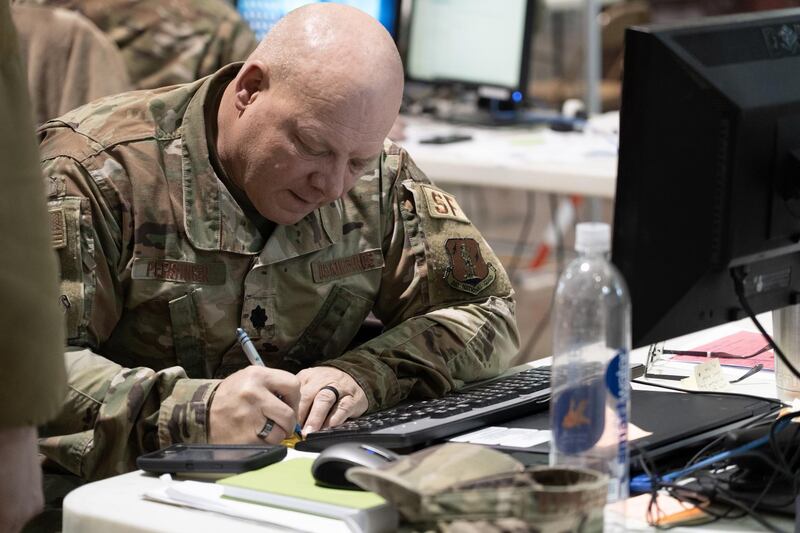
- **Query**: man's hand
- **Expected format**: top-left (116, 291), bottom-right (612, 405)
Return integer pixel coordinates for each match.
top-left (298, 367), bottom-right (368, 435)
top-left (209, 366), bottom-right (300, 445)
top-left (0, 426), bottom-right (43, 533)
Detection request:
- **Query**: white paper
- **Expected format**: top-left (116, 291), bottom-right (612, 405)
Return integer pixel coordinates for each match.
top-left (143, 479), bottom-right (350, 533)
top-left (694, 359), bottom-right (730, 392)
top-left (450, 426), bottom-right (551, 448)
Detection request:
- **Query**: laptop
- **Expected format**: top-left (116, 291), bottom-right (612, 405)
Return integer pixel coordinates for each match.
top-left (469, 388), bottom-right (781, 471)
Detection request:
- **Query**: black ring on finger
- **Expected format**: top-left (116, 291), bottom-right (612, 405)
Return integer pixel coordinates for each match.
top-left (320, 385), bottom-right (340, 404)
top-left (257, 418), bottom-right (274, 439)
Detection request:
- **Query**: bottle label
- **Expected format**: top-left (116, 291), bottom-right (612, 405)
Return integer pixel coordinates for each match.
top-left (552, 351), bottom-right (630, 464)
top-left (552, 376), bottom-right (606, 454)
top-left (609, 350), bottom-right (630, 497)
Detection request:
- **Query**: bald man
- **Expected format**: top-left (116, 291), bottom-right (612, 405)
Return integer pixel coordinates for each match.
top-left (36, 4), bottom-right (519, 480)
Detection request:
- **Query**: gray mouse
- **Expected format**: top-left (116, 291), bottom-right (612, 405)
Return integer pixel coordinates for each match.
top-left (311, 442), bottom-right (399, 490)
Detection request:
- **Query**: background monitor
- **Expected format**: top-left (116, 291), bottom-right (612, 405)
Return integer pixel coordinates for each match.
top-left (611, 8), bottom-right (800, 348)
top-left (404, 0), bottom-right (535, 100)
top-left (238, 0), bottom-right (400, 41)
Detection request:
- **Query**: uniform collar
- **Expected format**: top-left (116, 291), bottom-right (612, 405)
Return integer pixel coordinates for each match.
top-left (179, 63), bottom-right (343, 258)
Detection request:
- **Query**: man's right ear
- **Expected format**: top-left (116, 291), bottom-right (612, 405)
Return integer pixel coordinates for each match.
top-left (233, 61), bottom-right (270, 112)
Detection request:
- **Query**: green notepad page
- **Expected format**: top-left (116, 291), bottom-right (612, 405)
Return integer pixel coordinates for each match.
top-left (217, 458), bottom-right (386, 510)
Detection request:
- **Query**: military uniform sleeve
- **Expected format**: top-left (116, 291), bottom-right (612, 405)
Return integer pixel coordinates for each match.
top-left (37, 152), bottom-right (219, 480)
top-left (0, 0), bottom-right (67, 428)
top-left (321, 144), bottom-right (520, 412)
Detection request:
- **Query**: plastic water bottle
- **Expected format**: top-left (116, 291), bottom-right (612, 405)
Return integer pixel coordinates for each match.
top-left (549, 222), bottom-right (631, 503)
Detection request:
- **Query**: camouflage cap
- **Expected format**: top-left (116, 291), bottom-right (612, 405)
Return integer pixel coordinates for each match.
top-left (347, 443), bottom-right (608, 532)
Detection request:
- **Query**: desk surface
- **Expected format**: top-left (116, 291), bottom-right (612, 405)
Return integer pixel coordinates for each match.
top-left (63, 317), bottom-right (793, 533)
top-left (399, 114), bottom-right (618, 199)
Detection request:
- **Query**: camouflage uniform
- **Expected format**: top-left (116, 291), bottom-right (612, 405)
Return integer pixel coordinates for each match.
top-left (17, 0), bottom-right (257, 90)
top-left (37, 64), bottom-right (519, 480)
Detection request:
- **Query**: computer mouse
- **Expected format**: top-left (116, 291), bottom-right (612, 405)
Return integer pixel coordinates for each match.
top-left (311, 442), bottom-right (399, 490)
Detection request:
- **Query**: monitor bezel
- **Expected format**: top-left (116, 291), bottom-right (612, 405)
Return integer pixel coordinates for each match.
top-left (401, 0), bottom-right (536, 98)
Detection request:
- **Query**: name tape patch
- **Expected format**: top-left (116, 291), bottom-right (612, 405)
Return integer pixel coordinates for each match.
top-left (420, 184), bottom-right (469, 223)
top-left (312, 249), bottom-right (385, 283)
top-left (131, 258), bottom-right (226, 285)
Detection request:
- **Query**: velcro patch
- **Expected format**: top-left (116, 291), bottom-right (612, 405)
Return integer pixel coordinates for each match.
top-left (46, 175), bottom-right (66, 198)
top-left (420, 184), bottom-right (469, 223)
top-left (131, 258), bottom-right (226, 285)
top-left (444, 238), bottom-right (496, 295)
top-left (49, 208), bottom-right (67, 249)
top-left (311, 249), bottom-right (385, 283)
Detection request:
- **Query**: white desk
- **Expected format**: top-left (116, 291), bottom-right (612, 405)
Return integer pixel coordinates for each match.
top-left (400, 114), bottom-right (618, 199)
top-left (62, 449), bottom-right (342, 533)
top-left (62, 317), bottom-right (793, 533)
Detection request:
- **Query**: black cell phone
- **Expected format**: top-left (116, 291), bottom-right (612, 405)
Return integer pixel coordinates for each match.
top-left (136, 444), bottom-right (287, 474)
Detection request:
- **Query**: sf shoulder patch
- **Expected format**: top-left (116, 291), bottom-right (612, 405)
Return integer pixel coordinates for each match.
top-left (420, 184), bottom-right (469, 223)
top-left (444, 238), bottom-right (496, 295)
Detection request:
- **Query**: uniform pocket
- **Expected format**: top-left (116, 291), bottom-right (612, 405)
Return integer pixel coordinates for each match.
top-left (285, 285), bottom-right (373, 369)
top-left (168, 289), bottom-right (208, 378)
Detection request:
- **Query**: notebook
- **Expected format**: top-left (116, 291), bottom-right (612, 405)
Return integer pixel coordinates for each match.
top-left (217, 458), bottom-right (398, 533)
top-left (450, 389), bottom-right (781, 470)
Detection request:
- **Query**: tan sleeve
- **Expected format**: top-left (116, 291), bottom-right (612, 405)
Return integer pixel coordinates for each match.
top-left (0, 0), bottom-right (67, 428)
top-left (12, 5), bottom-right (132, 126)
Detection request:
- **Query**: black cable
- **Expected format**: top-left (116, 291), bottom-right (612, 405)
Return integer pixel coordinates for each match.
top-left (731, 267), bottom-right (800, 381)
top-left (660, 477), bottom-right (789, 533)
top-left (506, 191), bottom-right (536, 280)
top-left (684, 410), bottom-right (778, 469)
top-left (631, 397), bottom-right (797, 529)
top-left (677, 411), bottom-right (800, 529)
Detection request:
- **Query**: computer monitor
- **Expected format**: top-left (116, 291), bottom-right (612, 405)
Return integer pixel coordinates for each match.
top-left (611, 8), bottom-right (800, 348)
top-left (404, 0), bottom-right (535, 103)
top-left (237, 0), bottom-right (400, 41)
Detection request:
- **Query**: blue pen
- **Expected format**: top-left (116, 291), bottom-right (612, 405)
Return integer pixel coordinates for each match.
top-left (236, 328), bottom-right (303, 436)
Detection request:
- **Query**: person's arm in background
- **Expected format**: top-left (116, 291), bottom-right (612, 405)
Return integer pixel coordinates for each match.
top-left (0, 1), bottom-right (67, 530)
top-left (11, 4), bottom-right (132, 126)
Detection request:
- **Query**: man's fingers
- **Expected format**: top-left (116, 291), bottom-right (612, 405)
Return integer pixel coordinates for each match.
top-left (257, 420), bottom-right (287, 445)
top-left (325, 397), bottom-right (354, 428)
top-left (261, 368), bottom-right (301, 411)
top-left (260, 394), bottom-right (297, 438)
top-left (302, 388), bottom-right (339, 435)
top-left (297, 388), bottom-right (317, 425)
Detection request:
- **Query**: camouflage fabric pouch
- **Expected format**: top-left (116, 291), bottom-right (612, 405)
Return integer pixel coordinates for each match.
top-left (347, 443), bottom-right (608, 532)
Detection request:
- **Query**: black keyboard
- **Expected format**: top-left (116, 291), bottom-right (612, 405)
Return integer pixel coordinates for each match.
top-left (295, 367), bottom-right (551, 452)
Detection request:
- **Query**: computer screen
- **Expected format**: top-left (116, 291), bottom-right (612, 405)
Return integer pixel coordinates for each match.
top-left (611, 8), bottom-right (800, 348)
top-left (237, 0), bottom-right (399, 41)
top-left (404, 0), bottom-right (535, 98)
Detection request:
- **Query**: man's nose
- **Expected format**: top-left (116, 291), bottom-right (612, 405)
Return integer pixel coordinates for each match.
top-left (310, 160), bottom-right (347, 202)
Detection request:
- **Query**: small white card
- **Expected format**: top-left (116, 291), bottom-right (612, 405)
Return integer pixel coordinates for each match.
top-left (449, 426), bottom-right (552, 448)
top-left (682, 358), bottom-right (729, 392)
